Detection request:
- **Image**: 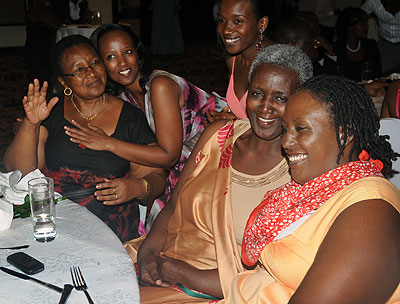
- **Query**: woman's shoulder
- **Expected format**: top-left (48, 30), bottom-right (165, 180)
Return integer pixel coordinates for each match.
top-left (147, 70), bottom-right (182, 90)
top-left (334, 176), bottom-right (400, 212)
top-left (195, 119), bottom-right (235, 146)
top-left (148, 70), bottom-right (178, 82)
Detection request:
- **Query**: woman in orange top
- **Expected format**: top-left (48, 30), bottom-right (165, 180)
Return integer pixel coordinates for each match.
top-left (225, 75), bottom-right (400, 303)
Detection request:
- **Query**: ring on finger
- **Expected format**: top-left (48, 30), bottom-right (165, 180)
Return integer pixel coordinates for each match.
top-left (115, 194), bottom-right (118, 200)
top-left (113, 187), bottom-right (116, 193)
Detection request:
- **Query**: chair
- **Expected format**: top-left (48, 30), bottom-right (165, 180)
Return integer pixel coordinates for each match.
top-left (379, 118), bottom-right (400, 189)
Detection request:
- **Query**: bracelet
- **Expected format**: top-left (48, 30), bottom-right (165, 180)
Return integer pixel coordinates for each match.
top-left (137, 178), bottom-right (150, 200)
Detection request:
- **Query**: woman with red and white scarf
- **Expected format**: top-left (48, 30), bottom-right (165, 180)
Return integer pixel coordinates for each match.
top-left (224, 75), bottom-right (400, 303)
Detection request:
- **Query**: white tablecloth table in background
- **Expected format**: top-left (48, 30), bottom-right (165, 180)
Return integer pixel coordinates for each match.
top-left (0, 199), bottom-right (140, 304)
top-left (56, 25), bottom-right (97, 42)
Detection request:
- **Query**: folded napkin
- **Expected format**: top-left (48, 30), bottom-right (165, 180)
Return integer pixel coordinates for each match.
top-left (0, 169), bottom-right (60, 231)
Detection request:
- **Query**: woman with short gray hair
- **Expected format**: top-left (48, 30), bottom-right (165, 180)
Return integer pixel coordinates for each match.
top-left (249, 44), bottom-right (314, 85)
top-left (137, 44), bottom-right (313, 303)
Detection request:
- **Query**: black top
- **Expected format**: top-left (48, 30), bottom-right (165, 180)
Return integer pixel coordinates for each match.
top-left (334, 38), bottom-right (382, 81)
top-left (41, 96), bottom-right (156, 242)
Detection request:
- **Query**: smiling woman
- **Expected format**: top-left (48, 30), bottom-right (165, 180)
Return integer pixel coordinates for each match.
top-left (224, 75), bottom-right (400, 304)
top-left (211, 0), bottom-right (274, 120)
top-left (135, 44), bottom-right (312, 303)
top-left (89, 23), bottom-right (227, 233)
top-left (4, 35), bottom-right (167, 243)
top-left (282, 91), bottom-right (343, 185)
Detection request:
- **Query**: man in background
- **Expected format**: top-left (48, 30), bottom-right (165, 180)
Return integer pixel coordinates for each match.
top-left (362, 0), bottom-right (400, 74)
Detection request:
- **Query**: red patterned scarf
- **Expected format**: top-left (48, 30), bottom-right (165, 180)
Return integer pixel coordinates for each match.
top-left (241, 160), bottom-right (383, 266)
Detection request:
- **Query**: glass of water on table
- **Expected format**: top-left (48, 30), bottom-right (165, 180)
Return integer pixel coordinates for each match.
top-left (28, 177), bottom-right (56, 242)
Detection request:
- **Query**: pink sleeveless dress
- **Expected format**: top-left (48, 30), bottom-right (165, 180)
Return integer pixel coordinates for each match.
top-left (226, 57), bottom-right (248, 119)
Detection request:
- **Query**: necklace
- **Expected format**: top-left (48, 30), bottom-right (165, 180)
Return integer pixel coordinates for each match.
top-left (346, 41), bottom-right (361, 53)
top-left (70, 94), bottom-right (105, 121)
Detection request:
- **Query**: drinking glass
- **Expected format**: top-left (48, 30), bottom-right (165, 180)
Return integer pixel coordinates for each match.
top-left (28, 177), bottom-right (56, 242)
top-left (361, 62), bottom-right (372, 83)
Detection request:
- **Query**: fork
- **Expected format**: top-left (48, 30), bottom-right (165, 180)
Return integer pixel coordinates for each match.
top-left (70, 266), bottom-right (94, 304)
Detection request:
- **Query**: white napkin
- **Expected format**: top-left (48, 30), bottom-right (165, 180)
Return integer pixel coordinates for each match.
top-left (0, 169), bottom-right (56, 231)
top-left (0, 169), bottom-right (45, 206)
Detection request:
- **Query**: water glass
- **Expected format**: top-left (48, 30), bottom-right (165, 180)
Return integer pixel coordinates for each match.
top-left (28, 177), bottom-right (56, 242)
top-left (361, 62), bottom-right (372, 82)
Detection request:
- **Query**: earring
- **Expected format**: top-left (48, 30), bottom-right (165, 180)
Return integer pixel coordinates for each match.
top-left (64, 87), bottom-right (72, 96)
top-left (255, 27), bottom-right (265, 50)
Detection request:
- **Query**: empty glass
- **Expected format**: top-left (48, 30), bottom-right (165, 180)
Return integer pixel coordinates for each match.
top-left (361, 62), bottom-right (372, 83)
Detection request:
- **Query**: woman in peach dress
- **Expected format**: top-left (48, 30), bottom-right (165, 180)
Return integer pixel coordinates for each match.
top-left (225, 75), bottom-right (400, 303)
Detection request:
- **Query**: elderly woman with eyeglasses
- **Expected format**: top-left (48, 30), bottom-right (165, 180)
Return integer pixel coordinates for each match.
top-left (4, 35), bottom-right (167, 243)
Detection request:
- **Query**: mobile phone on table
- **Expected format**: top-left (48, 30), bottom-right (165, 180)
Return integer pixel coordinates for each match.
top-left (7, 252), bottom-right (44, 275)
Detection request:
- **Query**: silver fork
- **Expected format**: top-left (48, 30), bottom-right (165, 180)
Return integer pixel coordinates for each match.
top-left (70, 266), bottom-right (94, 304)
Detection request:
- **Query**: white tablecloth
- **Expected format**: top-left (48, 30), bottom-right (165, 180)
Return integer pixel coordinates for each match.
top-left (0, 200), bottom-right (140, 303)
top-left (56, 25), bottom-right (97, 42)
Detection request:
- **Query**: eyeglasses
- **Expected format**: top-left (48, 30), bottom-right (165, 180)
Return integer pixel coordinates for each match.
top-left (63, 59), bottom-right (103, 78)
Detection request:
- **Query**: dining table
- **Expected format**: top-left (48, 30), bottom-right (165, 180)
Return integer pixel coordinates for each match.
top-left (0, 199), bottom-right (140, 303)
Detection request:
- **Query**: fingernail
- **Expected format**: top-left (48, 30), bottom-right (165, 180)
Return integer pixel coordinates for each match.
top-left (78, 144), bottom-right (86, 149)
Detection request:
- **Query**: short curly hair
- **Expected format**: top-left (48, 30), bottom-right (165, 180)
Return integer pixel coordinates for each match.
top-left (51, 34), bottom-right (98, 77)
top-left (249, 44), bottom-right (313, 84)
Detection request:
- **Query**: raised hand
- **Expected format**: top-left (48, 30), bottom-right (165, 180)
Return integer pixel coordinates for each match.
top-left (23, 79), bottom-right (58, 125)
top-left (64, 119), bottom-right (112, 151)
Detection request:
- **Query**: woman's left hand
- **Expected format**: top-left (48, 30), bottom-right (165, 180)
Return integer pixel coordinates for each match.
top-left (64, 119), bottom-right (112, 151)
top-left (156, 252), bottom-right (196, 285)
top-left (95, 177), bottom-right (144, 205)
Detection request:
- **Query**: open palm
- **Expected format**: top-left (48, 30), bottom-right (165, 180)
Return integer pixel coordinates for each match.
top-left (23, 79), bottom-right (58, 125)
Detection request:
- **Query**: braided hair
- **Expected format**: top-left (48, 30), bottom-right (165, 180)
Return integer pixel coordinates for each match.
top-left (298, 74), bottom-right (398, 176)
